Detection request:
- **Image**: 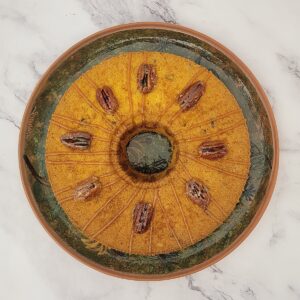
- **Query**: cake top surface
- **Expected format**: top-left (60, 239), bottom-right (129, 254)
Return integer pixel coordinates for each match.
top-left (45, 51), bottom-right (250, 255)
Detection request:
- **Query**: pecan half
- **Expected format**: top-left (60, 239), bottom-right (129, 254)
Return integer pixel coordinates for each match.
top-left (96, 86), bottom-right (119, 114)
top-left (60, 132), bottom-right (91, 150)
top-left (178, 81), bottom-right (205, 111)
top-left (137, 64), bottom-right (157, 94)
top-left (186, 179), bottom-right (210, 210)
top-left (73, 176), bottom-right (100, 201)
top-left (199, 141), bottom-right (228, 160)
top-left (133, 202), bottom-right (154, 234)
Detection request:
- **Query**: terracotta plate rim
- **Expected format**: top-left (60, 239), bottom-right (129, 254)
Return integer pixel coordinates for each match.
top-left (18, 22), bottom-right (279, 281)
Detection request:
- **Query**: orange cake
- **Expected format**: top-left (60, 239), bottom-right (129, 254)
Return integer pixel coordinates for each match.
top-left (45, 51), bottom-right (250, 255)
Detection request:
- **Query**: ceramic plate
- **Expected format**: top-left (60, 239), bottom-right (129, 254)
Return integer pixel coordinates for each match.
top-left (19, 23), bottom-right (278, 280)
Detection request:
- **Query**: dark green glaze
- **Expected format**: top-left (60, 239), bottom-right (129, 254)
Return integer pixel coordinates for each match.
top-left (126, 131), bottom-right (172, 174)
top-left (22, 28), bottom-right (274, 276)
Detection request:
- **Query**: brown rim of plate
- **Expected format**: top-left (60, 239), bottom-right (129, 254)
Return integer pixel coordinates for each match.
top-left (18, 22), bottom-right (279, 281)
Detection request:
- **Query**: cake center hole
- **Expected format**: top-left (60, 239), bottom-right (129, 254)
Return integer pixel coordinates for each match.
top-left (126, 131), bottom-right (173, 174)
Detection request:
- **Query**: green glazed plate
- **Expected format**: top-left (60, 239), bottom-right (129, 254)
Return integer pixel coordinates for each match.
top-left (19, 23), bottom-right (279, 280)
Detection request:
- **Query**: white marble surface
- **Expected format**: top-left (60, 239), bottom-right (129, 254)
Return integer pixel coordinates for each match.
top-left (1, 0), bottom-right (300, 299)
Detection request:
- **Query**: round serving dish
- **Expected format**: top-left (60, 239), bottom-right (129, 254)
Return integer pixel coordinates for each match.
top-left (19, 22), bottom-right (279, 280)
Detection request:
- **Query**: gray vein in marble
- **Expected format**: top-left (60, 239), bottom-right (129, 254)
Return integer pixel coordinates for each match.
top-left (186, 275), bottom-right (213, 300)
top-left (288, 285), bottom-right (300, 299)
top-left (0, 5), bottom-right (27, 25)
top-left (2, 69), bottom-right (27, 105)
top-left (29, 59), bottom-right (42, 79)
top-left (269, 227), bottom-right (285, 246)
top-left (0, 5), bottom-right (57, 52)
top-left (0, 4), bottom-right (39, 34)
top-left (144, 0), bottom-right (176, 24)
top-left (237, 9), bottom-right (256, 27)
top-left (210, 264), bottom-right (223, 274)
top-left (0, 111), bottom-right (20, 129)
top-left (144, 282), bottom-right (152, 300)
top-left (216, 289), bottom-right (234, 300)
top-left (78, 0), bottom-right (134, 27)
top-left (277, 53), bottom-right (300, 80)
top-left (241, 287), bottom-right (257, 300)
top-left (79, 0), bottom-right (176, 28)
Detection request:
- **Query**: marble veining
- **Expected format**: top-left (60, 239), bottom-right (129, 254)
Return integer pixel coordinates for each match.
top-left (276, 54), bottom-right (300, 80)
top-left (0, 0), bottom-right (299, 299)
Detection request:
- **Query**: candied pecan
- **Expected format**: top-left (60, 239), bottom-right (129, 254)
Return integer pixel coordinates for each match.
top-left (178, 81), bottom-right (205, 111)
top-left (186, 179), bottom-right (210, 210)
top-left (133, 202), bottom-right (154, 233)
top-left (60, 132), bottom-right (91, 150)
top-left (137, 64), bottom-right (157, 94)
top-left (199, 141), bottom-right (228, 160)
top-left (73, 176), bottom-right (100, 201)
top-left (96, 86), bottom-right (119, 114)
